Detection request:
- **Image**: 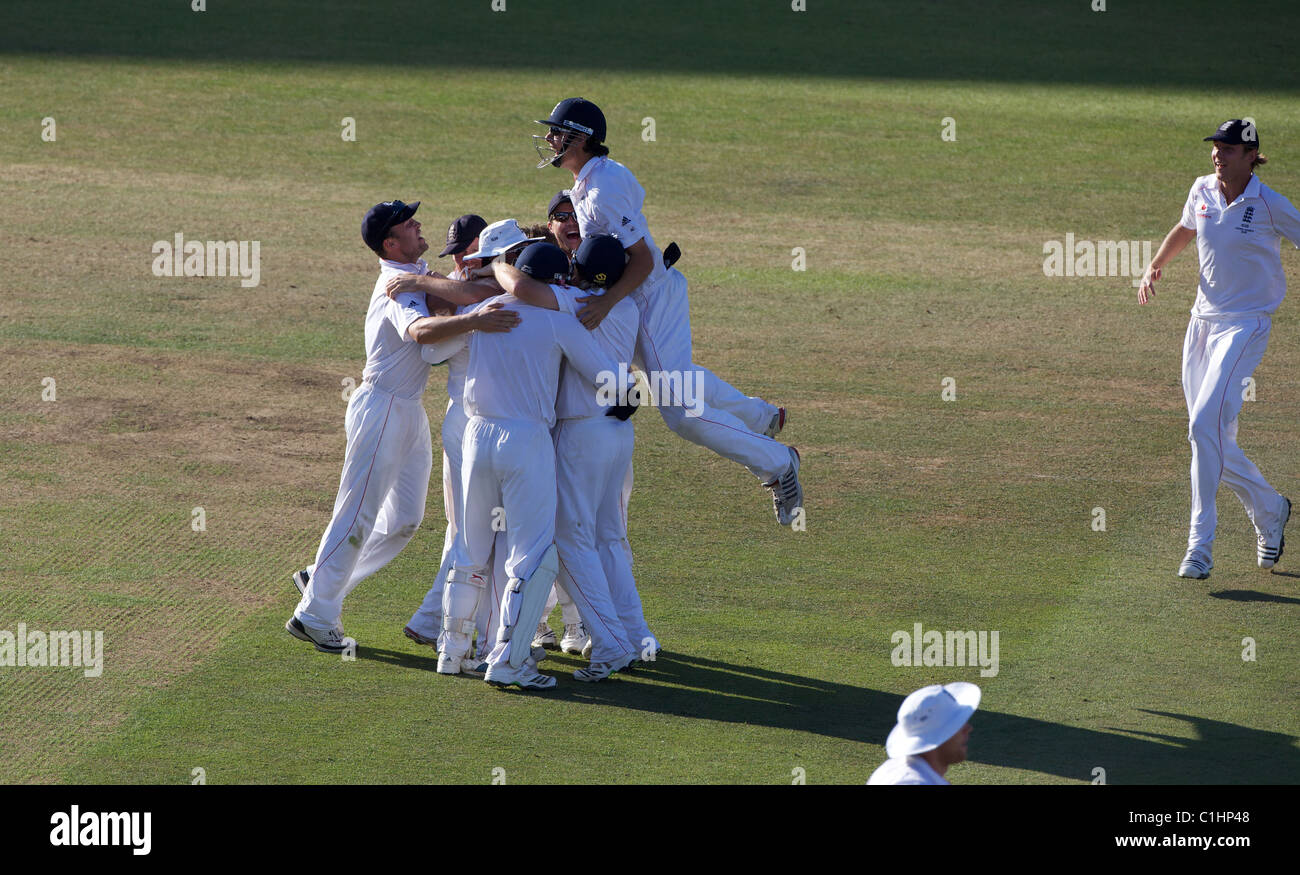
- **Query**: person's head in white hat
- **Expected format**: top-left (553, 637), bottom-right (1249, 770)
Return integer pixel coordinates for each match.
top-left (470, 219), bottom-right (546, 264)
top-left (869, 682), bottom-right (980, 785)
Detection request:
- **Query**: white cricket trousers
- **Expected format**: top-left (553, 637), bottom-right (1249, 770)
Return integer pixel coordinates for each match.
top-left (632, 268), bottom-right (789, 482)
top-left (406, 400), bottom-right (503, 653)
top-left (1182, 314), bottom-right (1284, 548)
top-left (453, 416), bottom-right (557, 669)
top-left (296, 382), bottom-right (431, 632)
top-left (554, 416), bottom-right (640, 664)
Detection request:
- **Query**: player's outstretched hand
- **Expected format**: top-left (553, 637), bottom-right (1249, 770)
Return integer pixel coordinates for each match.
top-left (1137, 265), bottom-right (1161, 304)
top-left (472, 302), bottom-right (520, 333)
top-left (385, 273), bottom-right (428, 299)
top-left (576, 294), bottom-right (614, 330)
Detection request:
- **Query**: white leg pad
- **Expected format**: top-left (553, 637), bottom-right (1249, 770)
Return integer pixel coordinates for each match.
top-left (502, 544), bottom-right (559, 668)
top-left (443, 566), bottom-right (487, 637)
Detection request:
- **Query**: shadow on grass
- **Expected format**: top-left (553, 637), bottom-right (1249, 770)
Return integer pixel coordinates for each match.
top-left (1209, 589), bottom-right (1300, 605)
top-left (355, 646), bottom-right (438, 673)
top-left (3, 0), bottom-right (1298, 92)
top-left (520, 651), bottom-right (1300, 784)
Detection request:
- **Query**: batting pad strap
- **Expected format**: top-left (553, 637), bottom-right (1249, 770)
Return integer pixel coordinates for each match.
top-left (441, 615), bottom-right (476, 635)
top-left (447, 566), bottom-right (488, 587)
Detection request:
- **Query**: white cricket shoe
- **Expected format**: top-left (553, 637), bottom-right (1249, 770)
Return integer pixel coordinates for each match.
top-left (574, 652), bottom-right (634, 683)
top-left (437, 631), bottom-right (472, 674)
top-left (485, 662), bottom-right (557, 690)
top-left (763, 407), bottom-right (786, 438)
top-left (1257, 497), bottom-right (1291, 569)
top-left (285, 616), bottom-right (353, 654)
top-left (1177, 547), bottom-right (1213, 580)
top-left (765, 447), bottom-right (803, 526)
top-left (437, 652), bottom-right (485, 676)
top-left (561, 622), bottom-right (589, 654)
top-left (532, 622), bottom-right (558, 649)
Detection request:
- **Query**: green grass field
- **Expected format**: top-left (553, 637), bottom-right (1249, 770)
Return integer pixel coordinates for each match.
top-left (1, 0), bottom-right (1298, 785)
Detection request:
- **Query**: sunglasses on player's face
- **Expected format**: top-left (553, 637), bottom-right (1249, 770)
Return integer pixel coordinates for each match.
top-left (549, 211), bottom-right (576, 222)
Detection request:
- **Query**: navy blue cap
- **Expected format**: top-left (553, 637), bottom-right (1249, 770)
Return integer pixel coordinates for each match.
top-left (515, 242), bottom-right (572, 285)
top-left (362, 200), bottom-right (420, 255)
top-left (573, 234), bottom-right (626, 288)
top-left (1205, 119), bottom-right (1260, 150)
top-left (547, 191), bottom-right (573, 218)
top-left (439, 213), bottom-right (487, 257)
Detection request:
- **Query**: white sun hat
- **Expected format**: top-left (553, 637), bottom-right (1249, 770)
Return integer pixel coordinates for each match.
top-left (472, 219), bottom-right (545, 261)
top-left (885, 682), bottom-right (981, 758)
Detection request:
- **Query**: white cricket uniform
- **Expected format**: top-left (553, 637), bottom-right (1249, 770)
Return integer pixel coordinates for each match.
top-left (866, 756), bottom-right (949, 785)
top-left (447, 294), bottom-right (625, 669)
top-left (1177, 173), bottom-right (1300, 548)
top-left (551, 285), bottom-right (643, 664)
top-left (294, 258), bottom-right (434, 632)
top-left (569, 156), bottom-right (790, 482)
top-left (541, 582), bottom-right (583, 630)
top-left (407, 277), bottom-right (508, 659)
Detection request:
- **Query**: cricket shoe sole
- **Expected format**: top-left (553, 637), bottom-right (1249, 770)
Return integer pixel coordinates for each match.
top-left (285, 616), bottom-right (353, 654)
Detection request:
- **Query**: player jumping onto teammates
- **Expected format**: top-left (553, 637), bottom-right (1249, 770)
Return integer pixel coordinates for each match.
top-left (1138, 119), bottom-right (1300, 580)
top-left (531, 98), bottom-right (804, 527)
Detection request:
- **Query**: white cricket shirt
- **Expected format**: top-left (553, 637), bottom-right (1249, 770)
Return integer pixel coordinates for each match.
top-left (570, 156), bottom-right (667, 291)
top-left (361, 258), bottom-right (432, 399)
top-left (866, 756), bottom-right (949, 786)
top-left (420, 304), bottom-right (471, 403)
top-left (553, 285), bottom-right (638, 420)
top-left (1180, 173), bottom-right (1300, 318)
top-left (461, 294), bottom-right (619, 428)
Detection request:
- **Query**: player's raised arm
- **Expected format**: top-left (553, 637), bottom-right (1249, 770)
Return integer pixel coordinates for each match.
top-left (492, 261), bottom-right (559, 310)
top-left (577, 237), bottom-right (653, 330)
top-left (407, 302), bottom-right (520, 345)
top-left (386, 272), bottom-right (498, 305)
top-left (1137, 223), bottom-right (1195, 305)
top-left (552, 314), bottom-right (625, 392)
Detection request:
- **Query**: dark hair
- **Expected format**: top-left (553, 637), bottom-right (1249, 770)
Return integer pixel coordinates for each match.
top-left (587, 140), bottom-right (610, 158)
top-left (370, 232), bottom-right (395, 257)
top-left (525, 223), bottom-right (559, 247)
top-left (1253, 152), bottom-right (1268, 168)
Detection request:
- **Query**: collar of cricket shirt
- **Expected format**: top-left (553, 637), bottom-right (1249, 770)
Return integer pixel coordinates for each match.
top-left (570, 154), bottom-right (606, 201)
top-left (379, 257), bottom-right (428, 274)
